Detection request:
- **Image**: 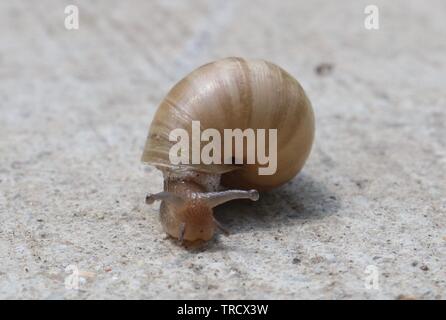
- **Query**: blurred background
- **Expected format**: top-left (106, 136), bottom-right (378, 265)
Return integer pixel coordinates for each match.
top-left (0, 0), bottom-right (445, 299)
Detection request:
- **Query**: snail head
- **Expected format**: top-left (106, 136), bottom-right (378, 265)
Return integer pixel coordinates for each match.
top-left (146, 188), bottom-right (259, 243)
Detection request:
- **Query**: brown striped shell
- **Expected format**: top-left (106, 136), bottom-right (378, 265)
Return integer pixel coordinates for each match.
top-left (142, 57), bottom-right (314, 191)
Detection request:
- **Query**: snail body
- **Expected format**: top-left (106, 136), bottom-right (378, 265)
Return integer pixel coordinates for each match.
top-left (142, 57), bottom-right (314, 243)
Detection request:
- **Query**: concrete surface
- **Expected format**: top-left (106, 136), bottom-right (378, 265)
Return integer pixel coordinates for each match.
top-left (0, 0), bottom-right (445, 299)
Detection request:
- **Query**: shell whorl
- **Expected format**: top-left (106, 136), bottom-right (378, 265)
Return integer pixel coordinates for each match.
top-left (142, 57), bottom-right (314, 191)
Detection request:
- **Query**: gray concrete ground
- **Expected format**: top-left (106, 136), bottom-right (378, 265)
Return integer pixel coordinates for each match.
top-left (0, 0), bottom-right (445, 299)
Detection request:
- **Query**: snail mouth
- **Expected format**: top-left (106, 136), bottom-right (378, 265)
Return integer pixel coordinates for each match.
top-left (173, 237), bottom-right (209, 249)
top-left (175, 219), bottom-right (229, 246)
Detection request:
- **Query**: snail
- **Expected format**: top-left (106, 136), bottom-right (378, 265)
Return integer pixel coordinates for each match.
top-left (142, 57), bottom-right (314, 243)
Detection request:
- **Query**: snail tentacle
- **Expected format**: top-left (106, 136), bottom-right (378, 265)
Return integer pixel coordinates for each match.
top-left (195, 189), bottom-right (259, 208)
top-left (145, 192), bottom-right (185, 206)
top-left (178, 222), bottom-right (186, 244)
top-left (213, 218), bottom-right (230, 236)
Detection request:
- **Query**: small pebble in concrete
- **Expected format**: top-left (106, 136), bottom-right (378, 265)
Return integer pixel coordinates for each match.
top-left (315, 63), bottom-right (334, 76)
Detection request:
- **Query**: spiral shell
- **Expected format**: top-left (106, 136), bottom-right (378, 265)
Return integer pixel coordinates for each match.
top-left (142, 57), bottom-right (314, 191)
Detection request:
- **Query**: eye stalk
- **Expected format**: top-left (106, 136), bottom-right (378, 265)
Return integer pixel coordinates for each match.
top-left (145, 188), bottom-right (259, 244)
top-left (194, 189), bottom-right (259, 207)
top-left (145, 192), bottom-right (185, 206)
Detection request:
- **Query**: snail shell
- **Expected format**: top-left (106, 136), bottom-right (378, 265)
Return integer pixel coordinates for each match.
top-left (142, 57), bottom-right (315, 242)
top-left (142, 57), bottom-right (314, 191)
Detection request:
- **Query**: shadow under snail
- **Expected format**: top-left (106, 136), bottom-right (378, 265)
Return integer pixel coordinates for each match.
top-left (142, 57), bottom-right (315, 244)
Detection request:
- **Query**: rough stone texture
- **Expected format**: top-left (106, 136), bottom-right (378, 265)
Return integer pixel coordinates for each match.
top-left (0, 0), bottom-right (445, 299)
